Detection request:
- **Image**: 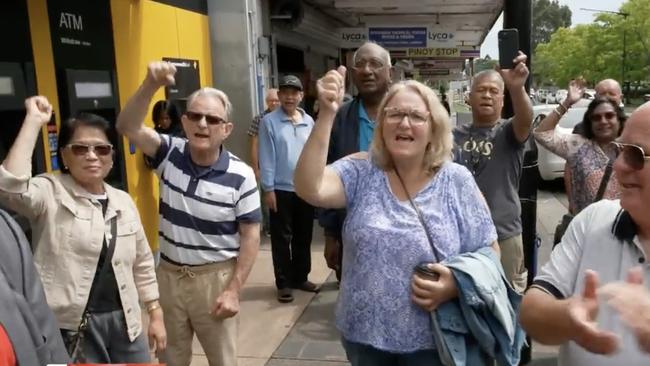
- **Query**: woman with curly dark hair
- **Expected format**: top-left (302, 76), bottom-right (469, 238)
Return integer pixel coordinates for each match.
top-left (534, 79), bottom-right (626, 214)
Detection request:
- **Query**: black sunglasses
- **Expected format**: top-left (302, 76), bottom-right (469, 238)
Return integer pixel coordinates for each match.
top-left (185, 111), bottom-right (227, 125)
top-left (67, 143), bottom-right (113, 156)
top-left (612, 141), bottom-right (650, 171)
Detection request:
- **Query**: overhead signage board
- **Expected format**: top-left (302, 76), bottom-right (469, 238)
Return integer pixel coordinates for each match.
top-left (420, 69), bottom-right (451, 76)
top-left (407, 48), bottom-right (460, 58)
top-left (340, 28), bottom-right (367, 48)
top-left (413, 60), bottom-right (463, 69)
top-left (369, 27), bottom-right (427, 48)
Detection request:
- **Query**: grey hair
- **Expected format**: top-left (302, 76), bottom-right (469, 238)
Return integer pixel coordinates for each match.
top-left (352, 41), bottom-right (392, 67)
top-left (186, 87), bottom-right (233, 120)
top-left (472, 70), bottom-right (504, 92)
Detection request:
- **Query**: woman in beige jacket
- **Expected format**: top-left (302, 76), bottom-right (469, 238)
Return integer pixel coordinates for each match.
top-left (0, 96), bottom-right (166, 363)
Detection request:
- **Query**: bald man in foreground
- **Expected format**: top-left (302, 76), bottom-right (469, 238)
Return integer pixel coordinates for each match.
top-left (521, 102), bottom-right (650, 365)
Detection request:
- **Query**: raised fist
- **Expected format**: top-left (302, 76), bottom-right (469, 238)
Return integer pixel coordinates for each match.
top-left (146, 61), bottom-right (176, 87)
top-left (24, 96), bottom-right (53, 125)
top-left (317, 66), bottom-right (346, 114)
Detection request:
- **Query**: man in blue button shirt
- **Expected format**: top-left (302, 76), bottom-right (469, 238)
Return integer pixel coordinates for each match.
top-left (319, 42), bottom-right (392, 280)
top-left (258, 75), bottom-right (317, 303)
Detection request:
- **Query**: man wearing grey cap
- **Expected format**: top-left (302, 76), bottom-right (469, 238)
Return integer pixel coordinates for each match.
top-left (258, 75), bottom-right (318, 303)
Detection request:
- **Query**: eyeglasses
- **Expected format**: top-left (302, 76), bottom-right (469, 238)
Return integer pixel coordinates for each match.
top-left (351, 58), bottom-right (387, 72)
top-left (590, 111), bottom-right (617, 122)
top-left (612, 141), bottom-right (650, 171)
top-left (185, 111), bottom-right (227, 125)
top-left (383, 107), bottom-right (430, 126)
top-left (67, 143), bottom-right (113, 156)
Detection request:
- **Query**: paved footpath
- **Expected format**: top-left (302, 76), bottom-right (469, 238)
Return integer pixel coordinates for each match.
top-left (183, 186), bottom-right (568, 365)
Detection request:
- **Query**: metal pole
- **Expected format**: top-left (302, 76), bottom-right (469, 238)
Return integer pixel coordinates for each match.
top-left (622, 27), bottom-right (630, 104)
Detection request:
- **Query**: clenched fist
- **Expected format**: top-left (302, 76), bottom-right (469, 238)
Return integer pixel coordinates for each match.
top-left (24, 96), bottom-right (53, 126)
top-left (146, 61), bottom-right (177, 87)
top-left (317, 66), bottom-right (347, 114)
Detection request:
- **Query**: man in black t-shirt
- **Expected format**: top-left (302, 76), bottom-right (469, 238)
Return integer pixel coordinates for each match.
top-left (453, 53), bottom-right (533, 293)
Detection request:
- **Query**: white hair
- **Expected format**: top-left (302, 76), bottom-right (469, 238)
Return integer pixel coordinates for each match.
top-left (186, 87), bottom-right (233, 120)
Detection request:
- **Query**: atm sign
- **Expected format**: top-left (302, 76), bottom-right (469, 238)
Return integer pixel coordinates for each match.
top-left (407, 48), bottom-right (460, 58)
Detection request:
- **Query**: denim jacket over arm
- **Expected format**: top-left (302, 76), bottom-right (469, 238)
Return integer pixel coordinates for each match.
top-left (0, 166), bottom-right (158, 341)
top-left (436, 247), bottom-right (525, 366)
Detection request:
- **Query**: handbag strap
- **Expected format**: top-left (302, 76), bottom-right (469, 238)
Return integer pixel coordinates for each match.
top-left (394, 170), bottom-right (441, 263)
top-left (77, 215), bottom-right (118, 332)
top-left (594, 161), bottom-right (613, 202)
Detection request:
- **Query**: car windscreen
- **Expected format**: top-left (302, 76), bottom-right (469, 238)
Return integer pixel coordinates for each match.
top-left (559, 108), bottom-right (585, 129)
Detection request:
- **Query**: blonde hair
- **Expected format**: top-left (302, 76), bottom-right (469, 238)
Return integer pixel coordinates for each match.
top-left (370, 80), bottom-right (453, 173)
top-left (186, 87), bottom-right (233, 120)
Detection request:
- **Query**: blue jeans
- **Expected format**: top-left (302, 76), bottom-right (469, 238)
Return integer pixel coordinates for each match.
top-left (342, 338), bottom-right (443, 366)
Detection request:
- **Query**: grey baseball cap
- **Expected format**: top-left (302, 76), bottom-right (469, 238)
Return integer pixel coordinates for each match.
top-left (279, 75), bottom-right (303, 91)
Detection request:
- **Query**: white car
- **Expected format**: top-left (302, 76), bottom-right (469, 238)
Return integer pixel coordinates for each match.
top-left (554, 89), bottom-right (568, 104)
top-left (532, 105), bottom-right (587, 181)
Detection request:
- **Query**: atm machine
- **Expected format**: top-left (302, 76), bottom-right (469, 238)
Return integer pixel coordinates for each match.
top-left (59, 68), bottom-right (126, 190)
top-left (0, 1), bottom-right (49, 241)
top-left (0, 61), bottom-right (46, 240)
top-left (45, 0), bottom-right (128, 190)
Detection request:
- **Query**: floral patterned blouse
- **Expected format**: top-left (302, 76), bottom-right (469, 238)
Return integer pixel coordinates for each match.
top-left (533, 130), bottom-right (620, 214)
top-left (330, 157), bottom-right (497, 353)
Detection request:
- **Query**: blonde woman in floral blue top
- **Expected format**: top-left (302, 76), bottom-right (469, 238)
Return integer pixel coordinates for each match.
top-left (295, 67), bottom-right (499, 365)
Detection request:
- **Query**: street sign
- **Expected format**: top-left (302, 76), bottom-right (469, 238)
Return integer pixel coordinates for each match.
top-left (369, 27), bottom-right (427, 48)
top-left (407, 47), bottom-right (460, 58)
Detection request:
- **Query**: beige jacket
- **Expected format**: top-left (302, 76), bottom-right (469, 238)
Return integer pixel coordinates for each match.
top-left (0, 165), bottom-right (158, 341)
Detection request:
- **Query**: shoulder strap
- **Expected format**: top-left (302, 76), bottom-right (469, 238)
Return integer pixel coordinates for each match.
top-left (594, 161), bottom-right (613, 202)
top-left (78, 215), bottom-right (117, 332)
top-left (394, 171), bottom-right (441, 263)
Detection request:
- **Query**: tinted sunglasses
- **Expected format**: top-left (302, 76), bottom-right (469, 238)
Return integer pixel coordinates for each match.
top-left (612, 141), bottom-right (650, 171)
top-left (67, 143), bottom-right (113, 156)
top-left (590, 111), bottom-right (617, 122)
top-left (185, 111), bottom-right (227, 125)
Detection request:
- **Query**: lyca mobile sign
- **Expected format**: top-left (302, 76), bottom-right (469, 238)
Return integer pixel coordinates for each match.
top-left (407, 48), bottom-right (460, 58)
top-left (340, 28), bottom-right (367, 48)
top-left (428, 29), bottom-right (455, 46)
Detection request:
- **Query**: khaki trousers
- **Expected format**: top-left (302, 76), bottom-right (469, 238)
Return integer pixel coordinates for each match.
top-left (498, 234), bottom-right (528, 294)
top-left (157, 259), bottom-right (238, 366)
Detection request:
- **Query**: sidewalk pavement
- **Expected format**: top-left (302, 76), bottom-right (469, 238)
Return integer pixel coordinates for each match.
top-left (185, 187), bottom-right (569, 365)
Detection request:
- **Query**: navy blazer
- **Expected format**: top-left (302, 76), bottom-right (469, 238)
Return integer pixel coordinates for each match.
top-left (319, 97), bottom-right (363, 237)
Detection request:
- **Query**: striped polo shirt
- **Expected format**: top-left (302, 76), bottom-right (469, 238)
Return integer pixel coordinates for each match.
top-left (152, 135), bottom-right (261, 265)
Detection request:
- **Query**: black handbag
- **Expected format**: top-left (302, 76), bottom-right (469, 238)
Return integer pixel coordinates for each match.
top-left (553, 162), bottom-right (613, 246)
top-left (63, 216), bottom-right (117, 361)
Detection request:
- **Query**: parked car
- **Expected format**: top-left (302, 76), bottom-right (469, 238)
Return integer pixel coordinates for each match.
top-left (583, 89), bottom-right (596, 100)
top-left (554, 89), bottom-right (568, 104)
top-left (532, 105), bottom-right (587, 181)
top-left (545, 92), bottom-right (556, 104)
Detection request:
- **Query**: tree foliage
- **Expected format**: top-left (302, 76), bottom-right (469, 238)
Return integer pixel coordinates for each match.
top-left (532, 0), bottom-right (572, 52)
top-left (534, 0), bottom-right (650, 88)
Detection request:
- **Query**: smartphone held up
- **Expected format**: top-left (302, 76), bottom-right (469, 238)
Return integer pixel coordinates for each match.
top-left (498, 29), bottom-right (519, 70)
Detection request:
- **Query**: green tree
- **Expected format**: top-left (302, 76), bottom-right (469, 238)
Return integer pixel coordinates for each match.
top-left (532, 0), bottom-right (572, 52)
top-left (534, 0), bottom-right (650, 90)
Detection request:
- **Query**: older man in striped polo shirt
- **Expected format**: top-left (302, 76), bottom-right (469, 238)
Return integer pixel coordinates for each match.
top-left (117, 62), bottom-right (261, 366)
